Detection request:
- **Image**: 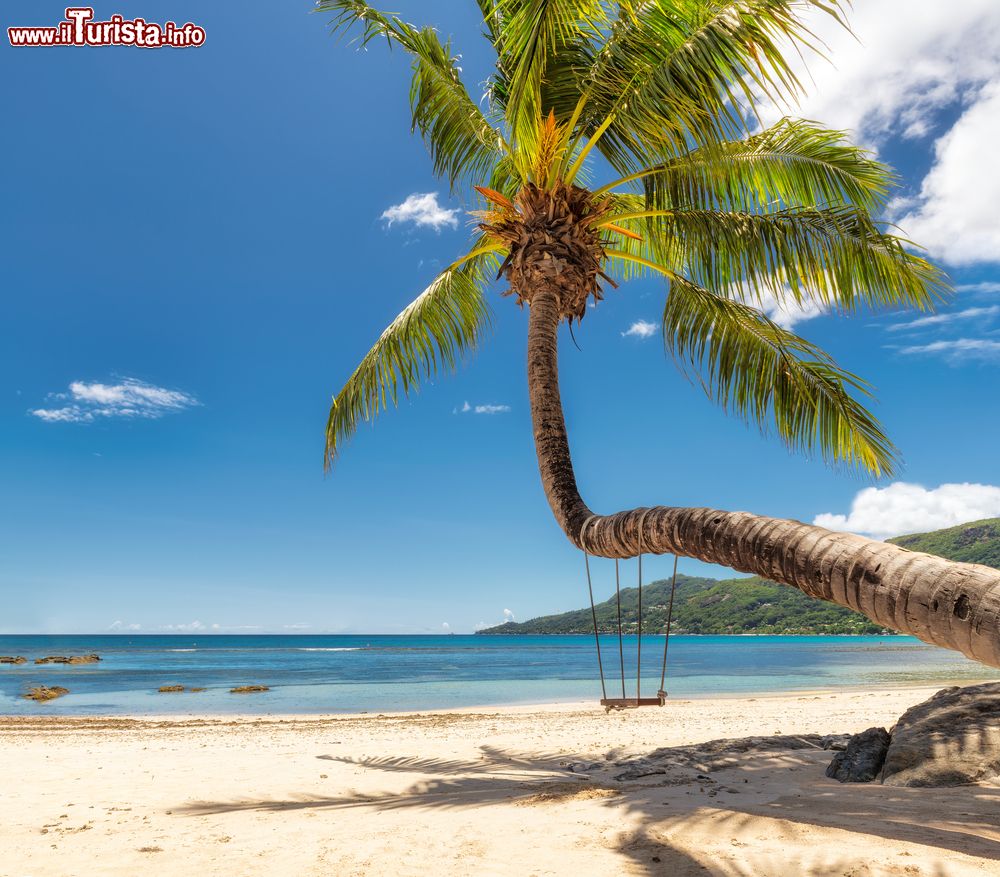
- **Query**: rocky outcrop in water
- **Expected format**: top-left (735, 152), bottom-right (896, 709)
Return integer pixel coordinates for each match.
top-left (230, 685), bottom-right (269, 694)
top-left (0, 656), bottom-right (27, 665)
top-left (34, 655), bottom-right (101, 665)
top-left (24, 686), bottom-right (69, 702)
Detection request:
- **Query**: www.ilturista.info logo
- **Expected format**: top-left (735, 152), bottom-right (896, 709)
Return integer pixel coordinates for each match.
top-left (8, 7), bottom-right (205, 48)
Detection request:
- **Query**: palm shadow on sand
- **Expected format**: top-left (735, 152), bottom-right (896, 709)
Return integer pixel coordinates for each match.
top-left (178, 731), bottom-right (1000, 875)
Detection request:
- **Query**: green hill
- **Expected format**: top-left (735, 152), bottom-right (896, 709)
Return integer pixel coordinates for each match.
top-left (477, 518), bottom-right (1000, 636)
top-left (888, 517), bottom-right (1000, 567)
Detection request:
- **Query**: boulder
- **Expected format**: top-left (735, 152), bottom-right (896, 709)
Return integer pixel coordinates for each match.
top-left (881, 683), bottom-right (1000, 787)
top-left (0, 656), bottom-right (27, 665)
top-left (825, 727), bottom-right (890, 782)
top-left (24, 686), bottom-right (69, 702)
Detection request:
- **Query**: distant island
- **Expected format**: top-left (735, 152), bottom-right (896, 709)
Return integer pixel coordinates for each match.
top-left (477, 518), bottom-right (1000, 636)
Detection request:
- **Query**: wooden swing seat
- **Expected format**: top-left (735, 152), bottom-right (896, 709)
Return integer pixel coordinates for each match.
top-left (601, 696), bottom-right (665, 711)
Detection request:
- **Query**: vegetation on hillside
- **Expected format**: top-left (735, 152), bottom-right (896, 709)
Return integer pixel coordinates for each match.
top-left (478, 519), bottom-right (1000, 636)
top-left (889, 518), bottom-right (1000, 568)
top-left (480, 575), bottom-right (888, 635)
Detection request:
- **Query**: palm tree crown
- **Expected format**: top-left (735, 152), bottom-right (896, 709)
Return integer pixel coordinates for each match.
top-left (321, 0), bottom-right (947, 476)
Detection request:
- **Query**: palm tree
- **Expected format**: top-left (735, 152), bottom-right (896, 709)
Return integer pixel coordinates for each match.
top-left (318, 0), bottom-right (1000, 668)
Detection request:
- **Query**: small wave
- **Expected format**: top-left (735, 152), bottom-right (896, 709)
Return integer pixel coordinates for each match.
top-left (168, 649), bottom-right (198, 652)
top-left (296, 647), bottom-right (361, 652)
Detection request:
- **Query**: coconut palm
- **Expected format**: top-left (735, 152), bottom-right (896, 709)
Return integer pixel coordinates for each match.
top-left (319, 0), bottom-right (1000, 668)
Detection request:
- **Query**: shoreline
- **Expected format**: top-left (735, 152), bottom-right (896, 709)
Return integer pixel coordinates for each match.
top-left (0, 680), bottom-right (979, 726)
top-left (1, 677), bottom-right (993, 721)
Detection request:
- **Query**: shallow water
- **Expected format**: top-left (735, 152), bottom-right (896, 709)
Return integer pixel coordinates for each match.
top-left (1, 634), bottom-right (996, 715)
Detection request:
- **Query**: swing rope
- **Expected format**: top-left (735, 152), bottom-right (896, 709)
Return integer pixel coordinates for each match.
top-left (634, 506), bottom-right (653, 703)
top-left (614, 559), bottom-right (625, 699)
top-left (582, 510), bottom-right (678, 710)
top-left (658, 554), bottom-right (680, 701)
top-left (582, 551), bottom-right (607, 702)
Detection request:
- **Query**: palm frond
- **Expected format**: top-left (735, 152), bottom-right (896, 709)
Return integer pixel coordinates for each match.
top-left (320, 0), bottom-right (506, 188)
top-left (661, 271), bottom-right (898, 476)
top-left (491, 0), bottom-right (608, 155)
top-left (582, 0), bottom-right (850, 170)
top-left (596, 118), bottom-right (893, 213)
top-left (607, 203), bottom-right (947, 314)
top-left (324, 245), bottom-right (501, 466)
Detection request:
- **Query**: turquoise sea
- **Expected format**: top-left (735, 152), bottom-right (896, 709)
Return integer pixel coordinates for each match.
top-left (1, 634), bottom-right (997, 715)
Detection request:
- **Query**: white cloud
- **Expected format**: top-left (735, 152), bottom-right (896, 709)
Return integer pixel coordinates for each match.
top-left (32, 407), bottom-right (92, 423)
top-left (896, 338), bottom-right (1000, 362)
top-left (898, 83), bottom-right (1000, 265)
top-left (958, 282), bottom-right (1000, 295)
top-left (381, 193), bottom-right (459, 231)
top-left (814, 482), bottom-right (1000, 540)
top-left (886, 306), bottom-right (1000, 332)
top-left (756, 2), bottom-right (1000, 266)
top-left (108, 620), bottom-right (141, 631)
top-left (474, 611), bottom-right (515, 630)
top-left (161, 620), bottom-right (206, 632)
top-left (754, 289), bottom-right (827, 331)
top-left (761, 1), bottom-right (1000, 143)
top-left (727, 279), bottom-right (829, 330)
top-left (441, 622), bottom-right (450, 631)
top-left (31, 378), bottom-right (198, 424)
top-left (622, 320), bottom-right (658, 339)
top-left (457, 400), bottom-right (511, 415)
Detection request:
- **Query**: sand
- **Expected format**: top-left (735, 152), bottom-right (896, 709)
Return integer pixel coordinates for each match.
top-left (1, 686), bottom-right (998, 876)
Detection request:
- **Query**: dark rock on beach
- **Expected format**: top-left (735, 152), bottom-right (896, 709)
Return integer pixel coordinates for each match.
top-left (24, 686), bottom-right (69, 702)
top-left (230, 685), bottom-right (269, 694)
top-left (158, 685), bottom-right (186, 693)
top-left (825, 727), bottom-right (891, 783)
top-left (0, 656), bottom-right (27, 665)
top-left (881, 683), bottom-right (1000, 787)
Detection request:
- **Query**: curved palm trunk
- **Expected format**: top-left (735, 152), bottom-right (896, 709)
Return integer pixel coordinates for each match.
top-left (527, 285), bottom-right (1000, 668)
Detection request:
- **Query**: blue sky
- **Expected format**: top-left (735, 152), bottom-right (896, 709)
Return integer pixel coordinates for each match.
top-left (3, 1), bottom-right (999, 634)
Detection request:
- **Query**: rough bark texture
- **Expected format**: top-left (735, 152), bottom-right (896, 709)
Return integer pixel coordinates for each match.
top-left (526, 286), bottom-right (1000, 668)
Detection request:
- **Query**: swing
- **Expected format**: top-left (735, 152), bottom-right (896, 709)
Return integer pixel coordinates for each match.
top-left (581, 512), bottom-right (679, 712)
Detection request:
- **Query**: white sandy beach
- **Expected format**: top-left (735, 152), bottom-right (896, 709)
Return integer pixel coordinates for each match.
top-left (1, 687), bottom-right (998, 876)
